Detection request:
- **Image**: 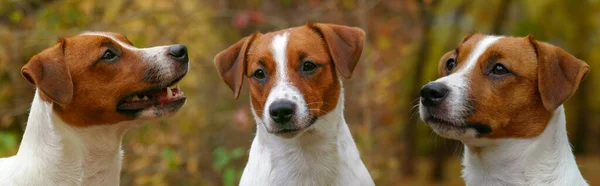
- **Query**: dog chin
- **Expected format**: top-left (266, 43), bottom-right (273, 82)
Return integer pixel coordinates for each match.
top-left (134, 98), bottom-right (187, 120)
top-left (263, 116), bottom-right (318, 139)
top-left (422, 114), bottom-right (493, 140)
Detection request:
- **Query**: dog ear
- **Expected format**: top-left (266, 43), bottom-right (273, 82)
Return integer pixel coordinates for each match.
top-left (310, 23), bottom-right (365, 79)
top-left (528, 35), bottom-right (590, 112)
top-left (22, 38), bottom-right (73, 105)
top-left (214, 33), bottom-right (258, 99)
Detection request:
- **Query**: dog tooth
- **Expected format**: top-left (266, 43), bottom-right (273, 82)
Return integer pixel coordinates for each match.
top-left (167, 87), bottom-right (173, 99)
top-left (176, 84), bottom-right (180, 90)
top-left (142, 96), bottom-right (149, 100)
top-left (131, 95), bottom-right (141, 101)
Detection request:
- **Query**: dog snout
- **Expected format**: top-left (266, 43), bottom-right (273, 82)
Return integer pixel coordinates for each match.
top-left (168, 44), bottom-right (188, 63)
top-left (420, 82), bottom-right (449, 107)
top-left (269, 100), bottom-right (296, 124)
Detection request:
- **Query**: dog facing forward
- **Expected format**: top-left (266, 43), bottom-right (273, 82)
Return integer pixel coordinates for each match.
top-left (0, 32), bottom-right (189, 186)
top-left (215, 23), bottom-right (374, 186)
top-left (419, 33), bottom-right (589, 186)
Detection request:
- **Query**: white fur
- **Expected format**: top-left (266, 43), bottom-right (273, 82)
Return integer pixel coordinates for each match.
top-left (0, 91), bottom-right (131, 186)
top-left (240, 33), bottom-right (374, 186)
top-left (462, 106), bottom-right (588, 186)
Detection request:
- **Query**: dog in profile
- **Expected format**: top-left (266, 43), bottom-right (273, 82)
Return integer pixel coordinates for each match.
top-left (0, 32), bottom-right (189, 185)
top-left (419, 33), bottom-right (589, 185)
top-left (215, 23), bottom-right (374, 185)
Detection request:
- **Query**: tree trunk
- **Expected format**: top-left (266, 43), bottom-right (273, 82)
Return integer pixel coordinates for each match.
top-left (491, 0), bottom-right (513, 34)
top-left (566, 0), bottom-right (591, 154)
top-left (401, 0), bottom-right (439, 177)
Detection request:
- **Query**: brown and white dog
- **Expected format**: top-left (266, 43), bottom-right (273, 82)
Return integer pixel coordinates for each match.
top-left (0, 32), bottom-right (188, 186)
top-left (419, 33), bottom-right (589, 185)
top-left (215, 23), bottom-right (374, 185)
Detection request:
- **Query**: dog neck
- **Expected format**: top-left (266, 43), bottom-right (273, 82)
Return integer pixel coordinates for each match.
top-left (13, 90), bottom-right (130, 185)
top-left (461, 106), bottom-right (588, 186)
top-left (242, 89), bottom-right (373, 185)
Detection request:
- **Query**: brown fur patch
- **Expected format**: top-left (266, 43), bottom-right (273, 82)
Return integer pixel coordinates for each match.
top-left (440, 35), bottom-right (589, 138)
top-left (215, 24), bottom-right (365, 121)
top-left (22, 33), bottom-right (174, 126)
top-left (463, 37), bottom-right (551, 138)
top-left (245, 26), bottom-right (341, 118)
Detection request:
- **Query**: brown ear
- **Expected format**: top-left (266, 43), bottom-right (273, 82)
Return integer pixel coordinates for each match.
top-left (21, 39), bottom-right (73, 105)
top-left (529, 35), bottom-right (590, 112)
top-left (214, 33), bottom-right (258, 99)
top-left (310, 23), bottom-right (365, 79)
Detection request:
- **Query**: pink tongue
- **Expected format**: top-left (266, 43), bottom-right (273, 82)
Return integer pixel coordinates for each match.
top-left (158, 89), bottom-right (180, 102)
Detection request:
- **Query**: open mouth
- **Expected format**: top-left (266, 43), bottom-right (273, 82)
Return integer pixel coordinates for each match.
top-left (117, 78), bottom-right (186, 114)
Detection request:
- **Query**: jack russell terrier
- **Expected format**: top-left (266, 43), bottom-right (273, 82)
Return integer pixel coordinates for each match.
top-left (0, 32), bottom-right (188, 185)
top-left (419, 33), bottom-right (590, 186)
top-left (214, 23), bottom-right (374, 185)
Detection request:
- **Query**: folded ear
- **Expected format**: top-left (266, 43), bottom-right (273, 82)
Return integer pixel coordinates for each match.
top-left (21, 39), bottom-right (73, 105)
top-left (214, 33), bottom-right (258, 99)
top-left (309, 23), bottom-right (365, 79)
top-left (529, 35), bottom-right (590, 112)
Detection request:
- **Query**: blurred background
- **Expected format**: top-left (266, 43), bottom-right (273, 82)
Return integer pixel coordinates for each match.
top-left (1, 0), bottom-right (599, 185)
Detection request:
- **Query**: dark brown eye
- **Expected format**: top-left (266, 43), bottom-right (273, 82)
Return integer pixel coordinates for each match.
top-left (253, 69), bottom-right (266, 80)
top-left (445, 58), bottom-right (456, 73)
top-left (491, 64), bottom-right (510, 75)
top-left (302, 61), bottom-right (318, 73)
top-left (101, 50), bottom-right (117, 61)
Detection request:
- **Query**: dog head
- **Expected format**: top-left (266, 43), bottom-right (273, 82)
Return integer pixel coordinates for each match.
top-left (21, 32), bottom-right (189, 126)
top-left (215, 23), bottom-right (364, 138)
top-left (419, 33), bottom-right (589, 141)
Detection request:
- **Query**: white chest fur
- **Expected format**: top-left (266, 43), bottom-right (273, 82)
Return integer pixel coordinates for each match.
top-left (240, 95), bottom-right (374, 186)
top-left (0, 91), bottom-right (130, 186)
top-left (461, 106), bottom-right (588, 186)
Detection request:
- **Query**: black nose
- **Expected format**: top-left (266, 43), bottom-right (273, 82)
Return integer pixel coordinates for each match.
top-left (420, 82), bottom-right (449, 107)
top-left (269, 101), bottom-right (295, 124)
top-left (169, 44), bottom-right (188, 63)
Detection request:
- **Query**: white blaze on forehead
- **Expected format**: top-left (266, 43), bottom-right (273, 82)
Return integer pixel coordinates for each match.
top-left (78, 32), bottom-right (138, 50)
top-left (458, 36), bottom-right (503, 74)
top-left (262, 32), bottom-right (309, 126)
top-left (271, 32), bottom-right (290, 83)
top-left (436, 35), bottom-right (503, 86)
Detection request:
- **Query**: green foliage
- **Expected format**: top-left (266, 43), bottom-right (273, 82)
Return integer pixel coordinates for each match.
top-left (212, 147), bottom-right (245, 186)
top-left (0, 131), bottom-right (17, 156)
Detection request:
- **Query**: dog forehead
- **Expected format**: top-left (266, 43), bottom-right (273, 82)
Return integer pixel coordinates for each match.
top-left (75, 32), bottom-right (133, 46)
top-left (76, 32), bottom-right (134, 48)
top-left (248, 27), bottom-right (327, 65)
top-left (461, 36), bottom-right (538, 78)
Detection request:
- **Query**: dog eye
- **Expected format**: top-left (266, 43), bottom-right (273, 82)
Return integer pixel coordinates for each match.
top-left (253, 69), bottom-right (266, 80)
top-left (302, 61), bottom-right (318, 73)
top-left (491, 64), bottom-right (510, 75)
top-left (101, 50), bottom-right (118, 61)
top-left (445, 58), bottom-right (456, 73)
